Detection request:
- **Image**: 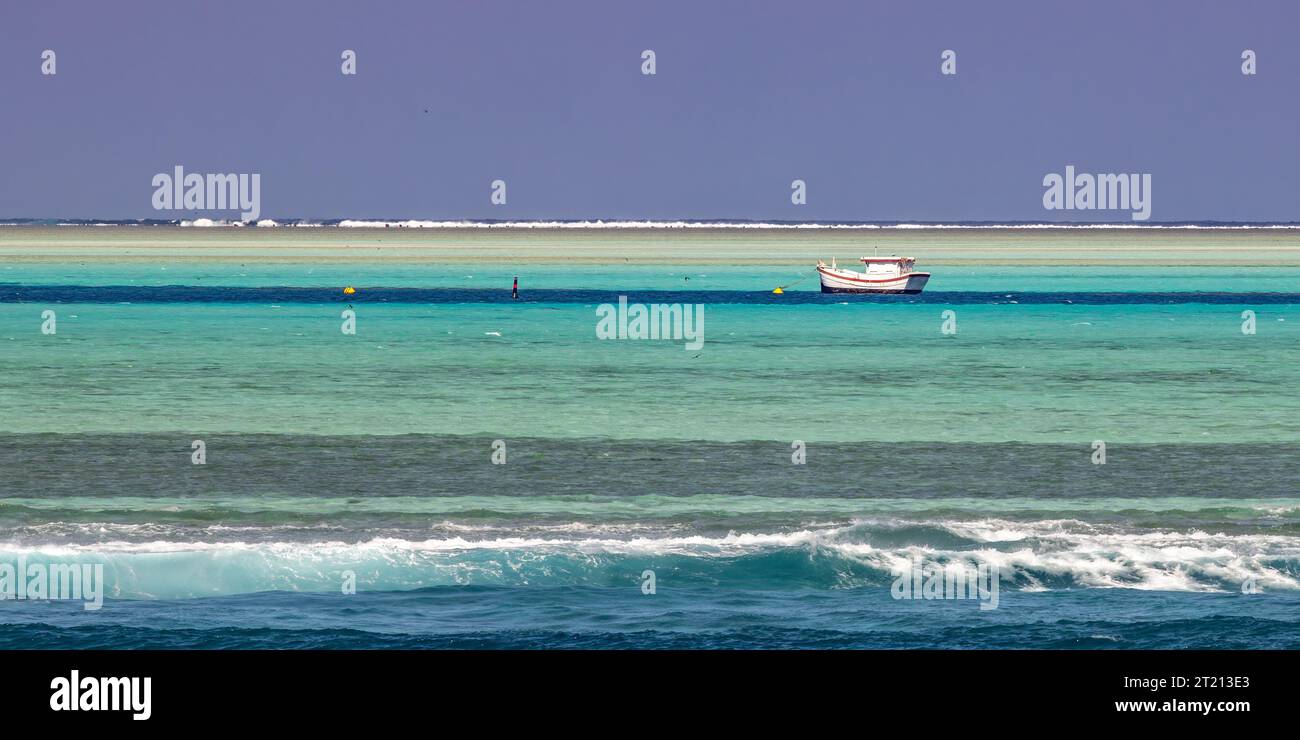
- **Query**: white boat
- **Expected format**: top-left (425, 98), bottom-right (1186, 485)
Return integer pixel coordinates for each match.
top-left (816, 256), bottom-right (930, 294)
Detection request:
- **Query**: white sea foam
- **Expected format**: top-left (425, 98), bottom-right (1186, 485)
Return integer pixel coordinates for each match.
top-left (328, 219), bottom-right (1300, 230)
top-left (7, 218), bottom-right (1298, 230)
top-left (1, 517), bottom-right (1294, 598)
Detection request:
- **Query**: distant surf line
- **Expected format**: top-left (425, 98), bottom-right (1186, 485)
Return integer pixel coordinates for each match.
top-left (3, 219), bottom-right (1300, 230)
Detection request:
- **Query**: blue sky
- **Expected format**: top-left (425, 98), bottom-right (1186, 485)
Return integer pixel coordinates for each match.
top-left (0, 0), bottom-right (1296, 221)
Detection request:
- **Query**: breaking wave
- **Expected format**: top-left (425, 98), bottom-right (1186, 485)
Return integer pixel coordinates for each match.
top-left (2, 518), bottom-right (1295, 600)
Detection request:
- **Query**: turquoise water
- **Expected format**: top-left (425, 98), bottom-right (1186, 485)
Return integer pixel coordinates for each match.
top-left (1, 261), bottom-right (1298, 648)
top-left (7, 262), bottom-right (1300, 292)
top-left (4, 296), bottom-right (1297, 442)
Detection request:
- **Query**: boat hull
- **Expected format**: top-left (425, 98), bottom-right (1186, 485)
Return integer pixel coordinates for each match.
top-left (817, 267), bottom-right (930, 294)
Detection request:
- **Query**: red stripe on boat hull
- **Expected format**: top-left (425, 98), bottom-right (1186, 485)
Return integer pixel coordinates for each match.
top-left (820, 285), bottom-right (925, 295)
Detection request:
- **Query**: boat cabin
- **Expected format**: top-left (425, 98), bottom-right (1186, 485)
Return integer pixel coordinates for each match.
top-left (858, 257), bottom-right (916, 276)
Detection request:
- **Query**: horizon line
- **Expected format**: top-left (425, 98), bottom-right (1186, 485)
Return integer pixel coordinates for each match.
top-left (3, 218), bottom-right (1300, 230)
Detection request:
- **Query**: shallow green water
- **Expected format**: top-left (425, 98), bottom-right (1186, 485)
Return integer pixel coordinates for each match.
top-left (3, 292), bottom-right (1297, 442)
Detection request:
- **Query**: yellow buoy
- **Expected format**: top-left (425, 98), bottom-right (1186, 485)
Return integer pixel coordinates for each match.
top-left (343, 286), bottom-right (356, 295)
top-left (772, 287), bottom-right (784, 294)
